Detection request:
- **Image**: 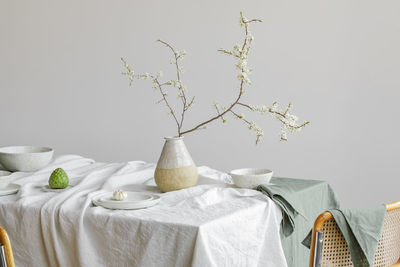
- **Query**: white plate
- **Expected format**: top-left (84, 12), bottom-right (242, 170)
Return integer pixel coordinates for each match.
top-left (42, 185), bottom-right (72, 192)
top-left (99, 193), bottom-right (153, 204)
top-left (0, 184), bottom-right (20, 196)
top-left (92, 192), bottom-right (160, 210)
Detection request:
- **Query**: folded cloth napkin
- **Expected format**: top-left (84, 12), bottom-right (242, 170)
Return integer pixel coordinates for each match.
top-left (303, 205), bottom-right (386, 267)
top-left (257, 177), bottom-right (339, 267)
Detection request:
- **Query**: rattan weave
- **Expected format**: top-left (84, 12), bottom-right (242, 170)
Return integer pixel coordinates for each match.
top-left (319, 208), bottom-right (400, 267)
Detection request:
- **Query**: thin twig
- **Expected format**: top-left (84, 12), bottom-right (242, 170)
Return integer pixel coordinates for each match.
top-left (154, 78), bottom-right (180, 129)
top-left (229, 110), bottom-right (261, 144)
top-left (157, 40), bottom-right (190, 135)
top-left (180, 14), bottom-right (258, 135)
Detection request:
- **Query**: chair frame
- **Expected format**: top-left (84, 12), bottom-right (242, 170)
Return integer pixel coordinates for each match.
top-left (0, 227), bottom-right (14, 267)
top-left (309, 200), bottom-right (400, 267)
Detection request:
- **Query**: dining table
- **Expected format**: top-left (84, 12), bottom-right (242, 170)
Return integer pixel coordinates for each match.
top-left (0, 155), bottom-right (290, 267)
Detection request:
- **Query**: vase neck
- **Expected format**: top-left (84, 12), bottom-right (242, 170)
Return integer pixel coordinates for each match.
top-left (164, 136), bottom-right (184, 142)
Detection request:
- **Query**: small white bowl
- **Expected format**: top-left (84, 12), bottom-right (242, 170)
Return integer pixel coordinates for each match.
top-left (0, 146), bottom-right (54, 172)
top-left (0, 171), bottom-right (12, 189)
top-left (229, 168), bottom-right (273, 189)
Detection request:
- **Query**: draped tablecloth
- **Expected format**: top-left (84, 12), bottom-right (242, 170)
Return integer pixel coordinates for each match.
top-left (0, 155), bottom-right (287, 267)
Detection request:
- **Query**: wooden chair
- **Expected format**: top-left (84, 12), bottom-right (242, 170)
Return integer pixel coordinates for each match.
top-left (0, 227), bottom-right (14, 267)
top-left (309, 200), bottom-right (400, 267)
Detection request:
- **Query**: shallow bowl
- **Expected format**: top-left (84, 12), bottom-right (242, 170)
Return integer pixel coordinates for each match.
top-left (0, 146), bottom-right (54, 172)
top-left (229, 168), bottom-right (273, 189)
top-left (0, 171), bottom-right (12, 189)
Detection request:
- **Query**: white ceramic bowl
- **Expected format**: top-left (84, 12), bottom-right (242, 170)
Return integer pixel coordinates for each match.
top-left (0, 146), bottom-right (54, 172)
top-left (0, 171), bottom-right (12, 189)
top-left (229, 168), bottom-right (273, 189)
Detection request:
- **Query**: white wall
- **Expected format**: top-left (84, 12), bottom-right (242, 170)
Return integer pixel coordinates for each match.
top-left (1, 0), bottom-right (399, 207)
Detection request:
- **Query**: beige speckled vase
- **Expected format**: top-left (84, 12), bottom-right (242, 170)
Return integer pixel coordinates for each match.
top-left (154, 137), bottom-right (198, 192)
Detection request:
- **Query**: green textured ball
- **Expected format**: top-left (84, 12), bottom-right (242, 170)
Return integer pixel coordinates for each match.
top-left (48, 168), bottom-right (69, 189)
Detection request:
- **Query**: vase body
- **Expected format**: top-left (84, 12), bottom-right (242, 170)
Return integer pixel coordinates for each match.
top-left (154, 137), bottom-right (198, 192)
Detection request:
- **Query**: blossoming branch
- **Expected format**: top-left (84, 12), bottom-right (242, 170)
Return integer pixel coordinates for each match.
top-left (122, 12), bottom-right (309, 143)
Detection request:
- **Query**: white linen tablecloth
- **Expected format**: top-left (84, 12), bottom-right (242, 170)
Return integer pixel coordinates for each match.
top-left (0, 155), bottom-right (287, 267)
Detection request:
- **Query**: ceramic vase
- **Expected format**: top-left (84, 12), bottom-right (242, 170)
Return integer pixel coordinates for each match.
top-left (154, 137), bottom-right (198, 192)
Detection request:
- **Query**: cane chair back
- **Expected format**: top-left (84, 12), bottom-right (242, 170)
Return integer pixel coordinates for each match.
top-left (309, 200), bottom-right (400, 267)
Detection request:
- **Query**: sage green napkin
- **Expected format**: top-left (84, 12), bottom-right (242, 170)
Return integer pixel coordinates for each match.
top-left (331, 206), bottom-right (386, 267)
top-left (257, 177), bottom-right (339, 267)
top-left (302, 205), bottom-right (386, 267)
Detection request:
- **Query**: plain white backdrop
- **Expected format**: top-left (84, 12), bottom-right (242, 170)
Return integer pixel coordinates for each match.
top-left (1, 0), bottom-right (399, 207)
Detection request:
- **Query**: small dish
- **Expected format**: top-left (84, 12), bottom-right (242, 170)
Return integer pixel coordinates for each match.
top-left (229, 168), bottom-right (273, 189)
top-left (41, 185), bottom-right (72, 192)
top-left (92, 192), bottom-right (160, 210)
top-left (0, 184), bottom-right (20, 196)
top-left (0, 146), bottom-right (54, 172)
top-left (99, 193), bottom-right (153, 204)
top-left (0, 171), bottom-right (12, 189)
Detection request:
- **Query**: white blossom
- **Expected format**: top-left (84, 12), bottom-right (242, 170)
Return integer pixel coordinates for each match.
top-left (280, 131), bottom-right (288, 141)
top-left (176, 50), bottom-right (186, 58)
top-left (270, 102), bottom-right (278, 112)
top-left (246, 34), bottom-right (254, 41)
top-left (239, 17), bottom-right (245, 27)
top-left (233, 45), bottom-right (242, 56)
top-left (239, 12), bottom-right (247, 27)
top-left (236, 59), bottom-right (247, 71)
top-left (251, 105), bottom-right (268, 113)
top-left (248, 121), bottom-right (264, 138)
top-left (171, 80), bottom-right (181, 87)
top-left (237, 72), bottom-right (251, 84)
